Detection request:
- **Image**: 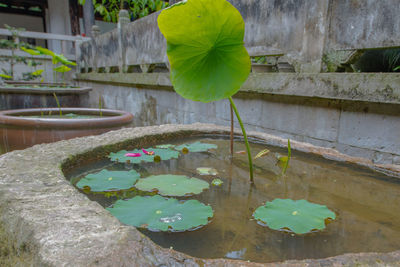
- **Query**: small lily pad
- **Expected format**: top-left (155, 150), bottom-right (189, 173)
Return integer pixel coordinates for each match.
top-left (211, 178), bottom-right (223, 186)
top-left (253, 199), bottom-right (336, 234)
top-left (76, 169), bottom-right (140, 192)
top-left (135, 174), bottom-right (209, 196)
top-left (156, 144), bottom-right (176, 149)
top-left (196, 167), bottom-right (218, 176)
top-left (107, 195), bottom-right (213, 232)
top-left (109, 148), bottom-right (180, 163)
top-left (175, 141), bottom-right (217, 153)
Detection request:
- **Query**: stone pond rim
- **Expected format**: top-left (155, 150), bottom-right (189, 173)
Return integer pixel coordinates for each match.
top-left (0, 107), bottom-right (133, 152)
top-left (0, 123), bottom-right (399, 266)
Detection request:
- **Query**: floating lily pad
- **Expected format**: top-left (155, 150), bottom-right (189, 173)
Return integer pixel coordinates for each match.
top-left (253, 199), bottom-right (336, 234)
top-left (196, 167), bottom-right (218, 176)
top-left (175, 141), bottom-right (217, 153)
top-left (135, 174), bottom-right (209, 196)
top-left (76, 169), bottom-right (140, 192)
top-left (158, 0), bottom-right (251, 103)
top-left (211, 178), bottom-right (223, 186)
top-left (109, 148), bottom-right (180, 163)
top-left (156, 144), bottom-right (176, 149)
top-left (107, 195), bottom-right (213, 232)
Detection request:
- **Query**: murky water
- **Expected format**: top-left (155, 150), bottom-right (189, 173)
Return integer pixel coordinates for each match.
top-left (67, 137), bottom-right (400, 263)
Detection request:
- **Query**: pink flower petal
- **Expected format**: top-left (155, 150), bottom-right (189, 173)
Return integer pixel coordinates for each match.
top-left (125, 153), bottom-right (142, 157)
top-left (142, 149), bottom-right (155, 155)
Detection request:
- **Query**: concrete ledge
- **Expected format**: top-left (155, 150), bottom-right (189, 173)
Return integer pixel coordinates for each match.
top-left (0, 124), bottom-right (399, 266)
top-left (77, 72), bottom-right (400, 105)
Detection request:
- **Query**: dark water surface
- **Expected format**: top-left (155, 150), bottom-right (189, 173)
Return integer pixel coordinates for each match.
top-left (66, 137), bottom-right (400, 263)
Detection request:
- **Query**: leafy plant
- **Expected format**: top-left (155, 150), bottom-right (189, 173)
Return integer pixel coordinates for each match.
top-left (76, 169), bottom-right (140, 192)
top-left (106, 195), bottom-right (213, 231)
top-left (135, 174), bottom-right (209, 196)
top-left (79, 0), bottom-right (168, 23)
top-left (158, 0), bottom-right (254, 182)
top-left (253, 199), bottom-right (336, 234)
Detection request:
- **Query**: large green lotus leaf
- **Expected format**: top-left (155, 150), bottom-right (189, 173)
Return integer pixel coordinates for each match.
top-left (157, 0), bottom-right (251, 103)
top-left (107, 195), bottom-right (213, 231)
top-left (109, 148), bottom-right (180, 163)
top-left (135, 174), bottom-right (209, 196)
top-left (175, 141), bottom-right (217, 152)
top-left (253, 199), bottom-right (336, 234)
top-left (76, 169), bottom-right (140, 192)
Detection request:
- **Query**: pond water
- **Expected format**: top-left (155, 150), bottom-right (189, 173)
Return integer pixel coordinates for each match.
top-left (67, 137), bottom-right (400, 263)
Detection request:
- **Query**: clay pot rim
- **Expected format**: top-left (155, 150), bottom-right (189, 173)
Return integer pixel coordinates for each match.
top-left (0, 85), bottom-right (92, 94)
top-left (0, 108), bottom-right (133, 129)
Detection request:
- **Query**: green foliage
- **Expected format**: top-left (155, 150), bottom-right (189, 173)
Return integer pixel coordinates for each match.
top-left (79, 0), bottom-right (168, 23)
top-left (54, 65), bottom-right (71, 73)
top-left (135, 174), bottom-right (209, 196)
top-left (31, 69), bottom-right (44, 76)
top-left (109, 147), bottom-right (180, 163)
top-left (20, 47), bottom-right (40, 56)
top-left (53, 54), bottom-right (77, 66)
top-left (106, 195), bottom-right (213, 231)
top-left (253, 199), bottom-right (336, 234)
top-left (35, 46), bottom-right (55, 57)
top-left (175, 141), bottom-right (217, 153)
top-left (157, 0), bottom-right (250, 103)
top-left (76, 169), bottom-right (140, 192)
top-left (0, 73), bottom-right (12, 79)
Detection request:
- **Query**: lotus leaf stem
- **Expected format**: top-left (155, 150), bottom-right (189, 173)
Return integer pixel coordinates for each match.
top-left (229, 97), bottom-right (254, 183)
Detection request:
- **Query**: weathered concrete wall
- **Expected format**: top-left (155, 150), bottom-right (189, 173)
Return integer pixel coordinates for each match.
top-left (77, 72), bottom-right (400, 165)
top-left (78, 0), bottom-right (400, 73)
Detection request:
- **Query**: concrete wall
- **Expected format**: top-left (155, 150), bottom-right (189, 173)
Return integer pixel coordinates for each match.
top-left (78, 0), bottom-right (400, 73)
top-left (76, 72), bottom-right (400, 165)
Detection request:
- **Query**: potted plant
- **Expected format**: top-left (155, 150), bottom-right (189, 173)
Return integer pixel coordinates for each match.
top-left (0, 107), bottom-right (133, 152)
top-left (0, 25), bottom-right (92, 110)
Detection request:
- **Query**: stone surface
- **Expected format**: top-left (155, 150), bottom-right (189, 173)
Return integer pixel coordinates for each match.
top-left (0, 124), bottom-right (399, 266)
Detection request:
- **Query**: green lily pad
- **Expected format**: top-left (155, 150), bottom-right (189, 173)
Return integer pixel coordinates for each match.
top-left (211, 178), bottom-right (223, 186)
top-left (157, 0), bottom-right (251, 103)
top-left (107, 195), bottom-right (213, 232)
top-left (253, 199), bottom-right (336, 234)
top-left (156, 144), bottom-right (176, 149)
top-left (76, 169), bottom-right (140, 192)
top-left (175, 141), bottom-right (217, 153)
top-left (109, 148), bottom-right (180, 163)
top-left (196, 167), bottom-right (218, 176)
top-left (135, 174), bottom-right (209, 196)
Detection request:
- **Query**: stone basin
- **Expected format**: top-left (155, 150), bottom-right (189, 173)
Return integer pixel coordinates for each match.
top-left (0, 123), bottom-right (399, 266)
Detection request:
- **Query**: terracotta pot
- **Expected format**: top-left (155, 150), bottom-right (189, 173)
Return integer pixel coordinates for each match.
top-left (0, 108), bottom-right (133, 152)
top-left (0, 84), bottom-right (92, 110)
